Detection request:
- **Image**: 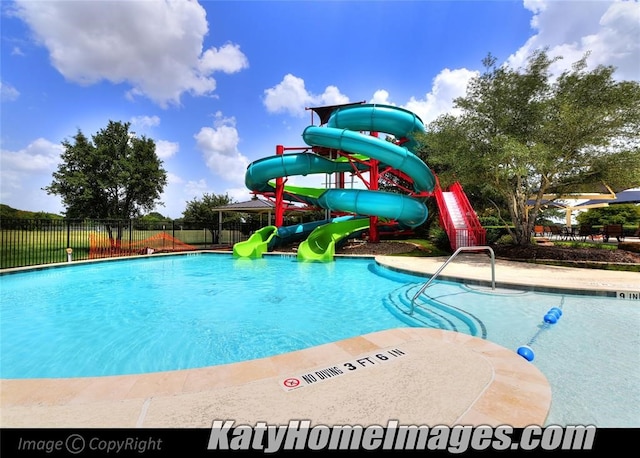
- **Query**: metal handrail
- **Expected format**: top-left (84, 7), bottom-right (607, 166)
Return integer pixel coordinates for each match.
top-left (409, 246), bottom-right (495, 315)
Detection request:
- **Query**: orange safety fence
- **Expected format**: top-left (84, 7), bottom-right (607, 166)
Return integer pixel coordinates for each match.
top-left (89, 232), bottom-right (198, 259)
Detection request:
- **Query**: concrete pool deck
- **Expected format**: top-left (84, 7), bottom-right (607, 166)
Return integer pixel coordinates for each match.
top-left (1, 254), bottom-right (638, 428)
top-left (375, 253), bottom-right (640, 295)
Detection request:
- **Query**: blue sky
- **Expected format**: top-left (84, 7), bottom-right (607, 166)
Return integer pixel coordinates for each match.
top-left (1, 0), bottom-right (638, 219)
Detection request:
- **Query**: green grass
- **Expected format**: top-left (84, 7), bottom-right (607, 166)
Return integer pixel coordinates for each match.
top-left (389, 239), bottom-right (451, 257)
top-left (0, 229), bottom-right (244, 269)
top-left (553, 241), bottom-right (617, 250)
top-left (386, 238), bottom-right (640, 272)
top-left (526, 260), bottom-right (640, 273)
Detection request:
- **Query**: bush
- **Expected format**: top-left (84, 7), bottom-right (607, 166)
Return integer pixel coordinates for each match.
top-left (484, 226), bottom-right (510, 244)
top-left (494, 233), bottom-right (514, 245)
top-left (429, 225), bottom-right (452, 252)
top-left (577, 204), bottom-right (640, 226)
top-left (618, 242), bottom-right (640, 254)
top-left (479, 216), bottom-right (501, 227)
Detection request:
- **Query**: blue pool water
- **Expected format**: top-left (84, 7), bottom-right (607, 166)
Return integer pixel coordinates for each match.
top-left (1, 253), bottom-right (638, 427)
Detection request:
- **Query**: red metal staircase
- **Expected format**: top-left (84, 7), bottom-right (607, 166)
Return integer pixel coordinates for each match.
top-left (433, 179), bottom-right (486, 251)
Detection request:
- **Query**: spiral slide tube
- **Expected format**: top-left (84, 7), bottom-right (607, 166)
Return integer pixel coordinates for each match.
top-left (242, 104), bottom-right (435, 261)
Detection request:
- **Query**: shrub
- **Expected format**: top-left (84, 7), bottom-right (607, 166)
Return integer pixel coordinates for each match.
top-left (618, 242), bottom-right (640, 254)
top-left (494, 233), bottom-right (514, 245)
top-left (479, 216), bottom-right (501, 227)
top-left (429, 225), bottom-right (452, 252)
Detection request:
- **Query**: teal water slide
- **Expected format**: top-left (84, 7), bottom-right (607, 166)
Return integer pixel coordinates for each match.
top-left (242, 104), bottom-right (436, 261)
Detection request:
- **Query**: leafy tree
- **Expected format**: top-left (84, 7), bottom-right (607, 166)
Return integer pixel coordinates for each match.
top-left (44, 120), bottom-right (167, 247)
top-left (576, 204), bottom-right (640, 226)
top-left (418, 49), bottom-right (640, 245)
top-left (534, 207), bottom-right (565, 226)
top-left (139, 212), bottom-right (169, 222)
top-left (183, 192), bottom-right (236, 242)
top-left (0, 204), bottom-right (62, 220)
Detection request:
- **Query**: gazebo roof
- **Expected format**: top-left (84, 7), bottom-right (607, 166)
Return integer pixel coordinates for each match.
top-left (576, 188), bottom-right (640, 207)
top-left (214, 199), bottom-right (275, 213)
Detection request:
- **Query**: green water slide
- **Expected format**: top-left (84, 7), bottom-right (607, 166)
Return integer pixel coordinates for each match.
top-left (296, 217), bottom-right (370, 262)
top-left (232, 225), bottom-right (277, 259)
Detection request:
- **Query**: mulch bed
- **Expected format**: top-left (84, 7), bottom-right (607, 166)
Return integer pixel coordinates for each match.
top-left (332, 240), bottom-right (640, 265)
top-left (490, 244), bottom-right (640, 264)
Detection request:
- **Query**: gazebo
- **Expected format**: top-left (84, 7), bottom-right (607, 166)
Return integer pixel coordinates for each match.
top-left (575, 188), bottom-right (640, 208)
top-left (213, 198), bottom-right (276, 236)
top-left (529, 183), bottom-right (619, 227)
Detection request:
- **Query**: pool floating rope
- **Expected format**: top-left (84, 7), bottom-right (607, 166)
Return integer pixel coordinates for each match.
top-left (516, 301), bottom-right (564, 362)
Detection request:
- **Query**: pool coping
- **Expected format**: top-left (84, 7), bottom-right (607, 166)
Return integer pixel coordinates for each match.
top-left (0, 327), bottom-right (551, 428)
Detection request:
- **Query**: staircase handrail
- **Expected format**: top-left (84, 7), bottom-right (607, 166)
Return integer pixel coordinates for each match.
top-left (450, 182), bottom-right (486, 245)
top-left (433, 176), bottom-right (453, 235)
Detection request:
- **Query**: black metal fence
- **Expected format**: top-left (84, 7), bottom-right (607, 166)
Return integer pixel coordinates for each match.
top-left (0, 219), bottom-right (261, 269)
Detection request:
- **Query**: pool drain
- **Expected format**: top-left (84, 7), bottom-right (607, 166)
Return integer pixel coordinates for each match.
top-left (517, 298), bottom-right (565, 362)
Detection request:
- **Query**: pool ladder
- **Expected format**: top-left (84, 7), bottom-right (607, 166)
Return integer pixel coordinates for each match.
top-left (409, 246), bottom-right (495, 316)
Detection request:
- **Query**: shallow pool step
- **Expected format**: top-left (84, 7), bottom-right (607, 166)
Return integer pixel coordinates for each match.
top-left (383, 283), bottom-right (486, 338)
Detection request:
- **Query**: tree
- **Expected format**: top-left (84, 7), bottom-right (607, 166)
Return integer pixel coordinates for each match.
top-left (417, 49), bottom-right (640, 245)
top-left (576, 205), bottom-right (640, 226)
top-left (183, 192), bottom-right (236, 243)
top-left (44, 120), bottom-right (167, 247)
top-left (140, 212), bottom-right (169, 222)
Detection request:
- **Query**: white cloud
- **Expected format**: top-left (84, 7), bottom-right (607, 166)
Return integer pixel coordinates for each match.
top-left (193, 112), bottom-right (250, 186)
top-left (0, 138), bottom-right (61, 173)
top-left (130, 115), bottom-right (160, 128)
top-left (199, 42), bottom-right (249, 74)
top-left (156, 176), bottom-right (201, 219)
top-left (13, 0), bottom-right (249, 107)
top-left (263, 74), bottom-right (316, 116)
top-left (1, 81), bottom-right (20, 102)
top-left (370, 90), bottom-right (393, 105)
top-left (167, 172), bottom-right (183, 185)
top-left (403, 68), bottom-right (478, 125)
top-left (0, 138), bottom-right (64, 213)
top-left (129, 116), bottom-right (177, 160)
top-left (510, 0), bottom-right (639, 81)
top-left (320, 85), bottom-right (350, 106)
top-left (225, 186), bottom-right (254, 203)
top-left (263, 74), bottom-right (350, 117)
top-left (184, 178), bottom-right (210, 197)
top-left (155, 140), bottom-right (179, 160)
top-left (156, 177), bottom-right (253, 219)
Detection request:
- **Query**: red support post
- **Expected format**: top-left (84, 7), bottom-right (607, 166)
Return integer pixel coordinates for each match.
top-left (275, 145), bottom-right (285, 227)
top-left (368, 132), bottom-right (379, 243)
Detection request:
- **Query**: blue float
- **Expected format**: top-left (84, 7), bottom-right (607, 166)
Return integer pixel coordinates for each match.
top-left (517, 303), bottom-right (564, 362)
top-left (544, 307), bottom-right (562, 324)
top-left (517, 345), bottom-right (535, 362)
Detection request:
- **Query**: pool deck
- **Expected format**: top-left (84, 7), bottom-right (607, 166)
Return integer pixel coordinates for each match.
top-left (375, 252), bottom-right (640, 295)
top-left (1, 254), bottom-right (638, 428)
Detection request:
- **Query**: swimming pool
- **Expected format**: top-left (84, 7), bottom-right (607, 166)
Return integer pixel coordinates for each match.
top-left (1, 253), bottom-right (638, 427)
